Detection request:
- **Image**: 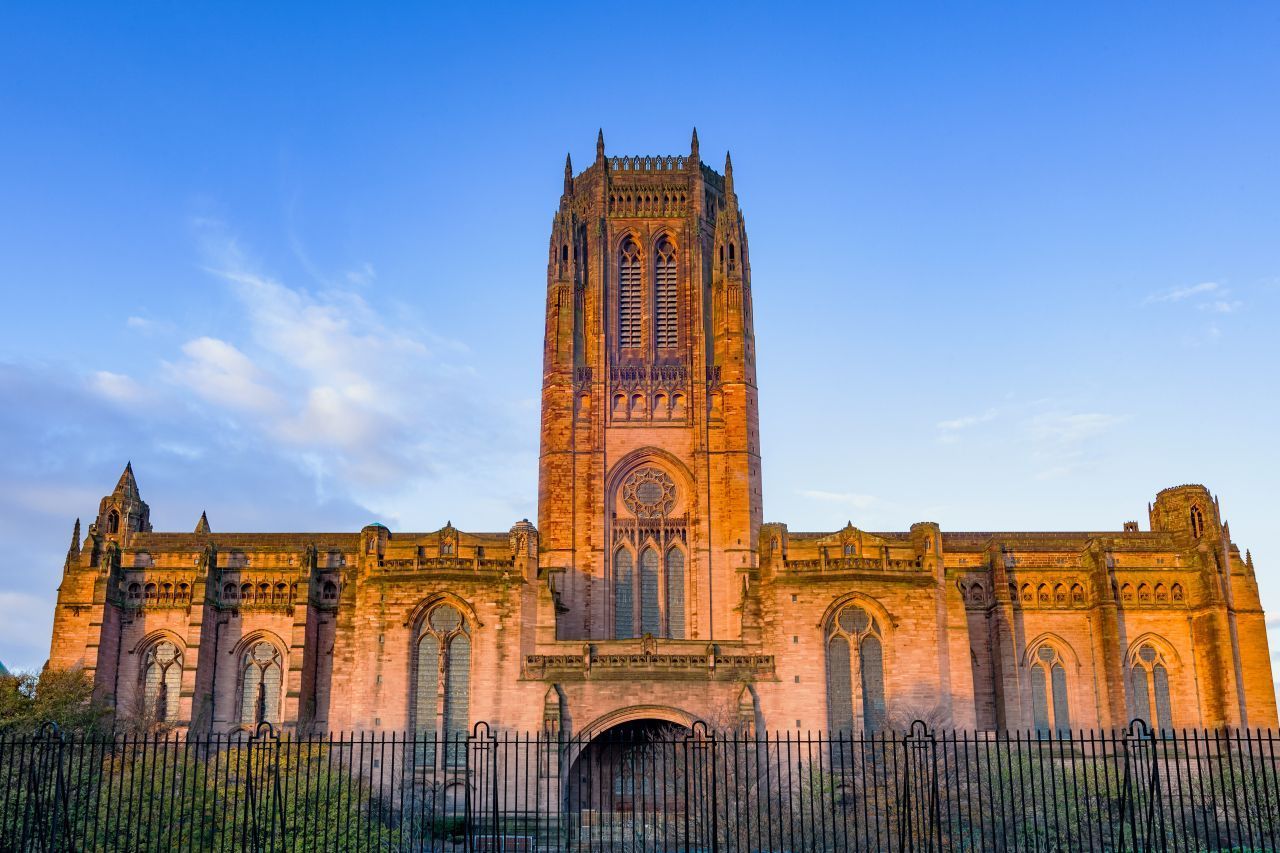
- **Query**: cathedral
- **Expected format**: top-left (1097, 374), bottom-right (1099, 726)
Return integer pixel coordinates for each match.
top-left (48, 131), bottom-right (1276, 741)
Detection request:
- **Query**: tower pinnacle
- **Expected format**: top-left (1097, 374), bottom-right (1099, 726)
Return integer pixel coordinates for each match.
top-left (564, 152), bottom-right (573, 195)
top-left (691, 127), bottom-right (699, 160)
top-left (114, 461), bottom-right (139, 500)
top-left (724, 151), bottom-right (735, 207)
top-left (596, 128), bottom-right (605, 161)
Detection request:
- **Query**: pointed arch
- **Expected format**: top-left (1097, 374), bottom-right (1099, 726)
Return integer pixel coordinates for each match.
top-left (403, 592), bottom-right (483, 631)
top-left (136, 631), bottom-right (185, 723)
top-left (1126, 634), bottom-right (1179, 731)
top-left (412, 598), bottom-right (473, 767)
top-left (1023, 634), bottom-right (1076, 736)
top-left (234, 632), bottom-right (286, 728)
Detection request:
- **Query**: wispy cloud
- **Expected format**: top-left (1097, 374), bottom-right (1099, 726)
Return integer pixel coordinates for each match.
top-left (1200, 300), bottom-right (1243, 314)
top-left (936, 408), bottom-right (998, 443)
top-left (1144, 281), bottom-right (1220, 304)
top-left (1144, 281), bottom-right (1244, 337)
top-left (1026, 411), bottom-right (1126, 479)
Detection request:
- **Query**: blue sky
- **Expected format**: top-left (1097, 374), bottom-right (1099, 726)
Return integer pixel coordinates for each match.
top-left (1, 3), bottom-right (1277, 683)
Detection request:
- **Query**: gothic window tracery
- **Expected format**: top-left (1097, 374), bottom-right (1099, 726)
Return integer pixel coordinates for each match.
top-left (1129, 642), bottom-right (1173, 732)
top-left (239, 641), bottom-right (283, 727)
top-left (1029, 644), bottom-right (1071, 736)
top-left (655, 237), bottom-right (677, 349)
top-left (142, 639), bottom-right (182, 723)
top-left (825, 603), bottom-right (886, 735)
top-left (618, 237), bottom-right (642, 349)
top-left (1190, 505), bottom-right (1205, 538)
top-left (414, 602), bottom-right (472, 767)
top-left (612, 466), bottom-right (685, 639)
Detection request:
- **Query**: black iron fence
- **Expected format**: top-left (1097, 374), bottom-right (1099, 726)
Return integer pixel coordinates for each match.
top-left (3, 720), bottom-right (1279, 851)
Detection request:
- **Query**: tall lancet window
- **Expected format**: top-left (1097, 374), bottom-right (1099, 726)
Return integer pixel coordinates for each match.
top-left (1129, 642), bottom-right (1173, 732)
top-left (655, 236), bottom-right (677, 349)
top-left (825, 603), bottom-right (887, 735)
top-left (1029, 644), bottom-right (1071, 737)
top-left (239, 641), bottom-right (283, 727)
top-left (614, 549), bottom-right (635, 639)
top-left (639, 547), bottom-right (660, 636)
top-left (142, 640), bottom-right (182, 723)
top-left (618, 237), bottom-right (642, 348)
top-left (414, 603), bottom-right (472, 767)
top-left (665, 547), bottom-right (685, 639)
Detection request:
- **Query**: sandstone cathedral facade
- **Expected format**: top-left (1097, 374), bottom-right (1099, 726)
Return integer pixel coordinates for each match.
top-left (49, 132), bottom-right (1277, 741)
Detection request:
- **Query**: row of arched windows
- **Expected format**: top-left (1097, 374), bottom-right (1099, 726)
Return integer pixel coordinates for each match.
top-left (617, 235), bottom-right (679, 351)
top-left (822, 598), bottom-right (1183, 736)
top-left (613, 546), bottom-right (685, 639)
top-left (138, 637), bottom-right (284, 727)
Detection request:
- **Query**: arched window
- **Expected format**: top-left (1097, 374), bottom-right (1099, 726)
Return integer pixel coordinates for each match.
top-left (639, 547), bottom-right (660, 636)
top-left (1130, 643), bottom-right (1173, 732)
top-left (826, 603), bottom-right (886, 735)
top-left (1029, 644), bottom-right (1071, 737)
top-left (665, 547), bottom-right (685, 639)
top-left (414, 603), bottom-right (471, 767)
top-left (322, 581), bottom-right (338, 601)
top-left (618, 237), bottom-right (642, 348)
top-left (614, 549), bottom-right (635, 639)
top-left (142, 640), bottom-right (182, 723)
top-left (239, 641), bottom-right (283, 727)
top-left (107, 510), bottom-right (120, 535)
top-left (1190, 505), bottom-right (1205, 538)
top-left (654, 237), bottom-right (677, 349)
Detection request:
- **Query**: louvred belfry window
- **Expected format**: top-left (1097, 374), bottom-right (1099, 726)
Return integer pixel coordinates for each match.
top-left (619, 237), bottom-right (642, 348)
top-left (655, 237), bottom-right (677, 349)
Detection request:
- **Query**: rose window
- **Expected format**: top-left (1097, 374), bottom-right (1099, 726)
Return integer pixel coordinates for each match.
top-left (621, 468), bottom-right (677, 518)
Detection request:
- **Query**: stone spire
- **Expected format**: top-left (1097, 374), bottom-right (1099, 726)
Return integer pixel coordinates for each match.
top-left (195, 511), bottom-right (211, 534)
top-left (563, 152), bottom-right (573, 195)
top-left (596, 128), bottom-right (605, 162)
top-left (67, 518), bottom-right (81, 561)
top-left (691, 127), bottom-right (700, 161)
top-left (724, 151), bottom-right (736, 208)
top-left (114, 461), bottom-right (139, 500)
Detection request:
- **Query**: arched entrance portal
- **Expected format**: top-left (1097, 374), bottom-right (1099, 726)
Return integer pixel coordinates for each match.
top-left (564, 708), bottom-right (699, 844)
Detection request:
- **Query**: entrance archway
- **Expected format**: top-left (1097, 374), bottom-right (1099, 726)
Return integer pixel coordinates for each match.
top-left (564, 707), bottom-right (699, 826)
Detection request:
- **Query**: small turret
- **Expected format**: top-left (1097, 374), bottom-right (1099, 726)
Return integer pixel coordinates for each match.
top-left (596, 128), bottom-right (605, 162)
top-left (96, 461), bottom-right (151, 544)
top-left (563, 153), bottom-right (573, 196)
top-left (195, 511), bottom-right (211, 534)
top-left (690, 127), bottom-right (699, 161)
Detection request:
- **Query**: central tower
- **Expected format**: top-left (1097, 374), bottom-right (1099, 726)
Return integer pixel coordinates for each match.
top-left (538, 130), bottom-right (762, 643)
